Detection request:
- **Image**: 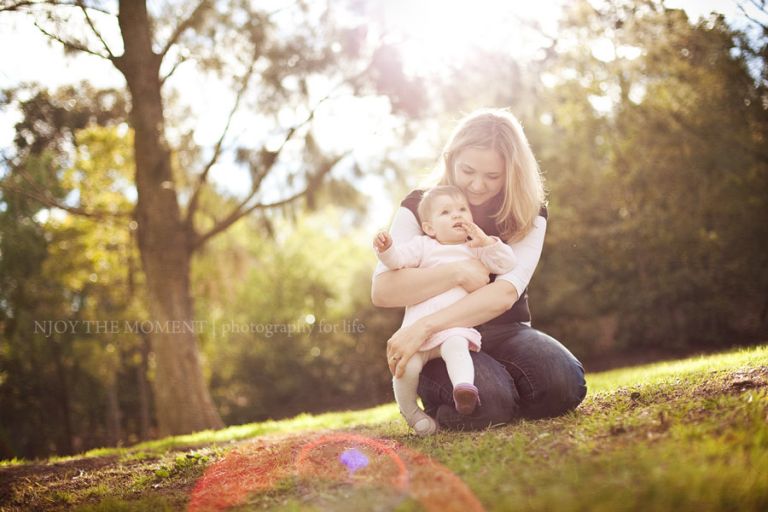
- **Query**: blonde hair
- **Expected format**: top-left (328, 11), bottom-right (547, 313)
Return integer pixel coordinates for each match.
top-left (435, 108), bottom-right (545, 242)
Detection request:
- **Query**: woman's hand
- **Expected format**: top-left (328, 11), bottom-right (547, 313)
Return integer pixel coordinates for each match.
top-left (449, 259), bottom-right (490, 293)
top-left (386, 319), bottom-right (433, 377)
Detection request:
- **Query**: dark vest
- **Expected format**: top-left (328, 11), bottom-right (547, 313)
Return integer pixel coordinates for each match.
top-left (401, 189), bottom-right (548, 327)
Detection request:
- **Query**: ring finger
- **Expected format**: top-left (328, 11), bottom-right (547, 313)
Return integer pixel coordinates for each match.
top-left (388, 354), bottom-right (400, 374)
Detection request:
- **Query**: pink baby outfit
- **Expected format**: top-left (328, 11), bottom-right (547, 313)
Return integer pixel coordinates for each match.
top-left (377, 236), bottom-right (517, 353)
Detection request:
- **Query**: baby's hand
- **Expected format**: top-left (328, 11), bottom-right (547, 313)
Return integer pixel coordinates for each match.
top-left (460, 221), bottom-right (494, 248)
top-left (373, 231), bottom-right (392, 252)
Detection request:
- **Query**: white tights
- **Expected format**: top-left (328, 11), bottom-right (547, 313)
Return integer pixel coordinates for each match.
top-left (392, 335), bottom-right (474, 423)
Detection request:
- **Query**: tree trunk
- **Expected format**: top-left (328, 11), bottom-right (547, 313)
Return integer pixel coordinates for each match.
top-left (106, 373), bottom-right (122, 446)
top-left (116, 0), bottom-right (223, 435)
top-left (136, 333), bottom-right (152, 440)
top-left (51, 340), bottom-right (74, 454)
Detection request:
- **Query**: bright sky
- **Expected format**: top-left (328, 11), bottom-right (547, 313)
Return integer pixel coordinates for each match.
top-left (0, 0), bottom-right (762, 230)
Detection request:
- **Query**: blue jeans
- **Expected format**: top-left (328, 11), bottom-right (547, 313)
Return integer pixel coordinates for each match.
top-left (417, 323), bottom-right (587, 429)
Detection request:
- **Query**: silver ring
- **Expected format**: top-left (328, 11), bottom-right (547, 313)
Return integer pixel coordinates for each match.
top-left (390, 355), bottom-right (400, 362)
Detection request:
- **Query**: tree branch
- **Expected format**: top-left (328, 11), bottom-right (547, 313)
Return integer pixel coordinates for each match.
top-left (275, 100), bottom-right (325, 153)
top-left (34, 20), bottom-right (111, 60)
top-left (0, 1), bottom-right (113, 16)
top-left (739, 2), bottom-right (768, 31)
top-left (187, 59), bottom-right (371, 249)
top-left (2, 161), bottom-right (132, 220)
top-left (0, 0), bottom-right (37, 12)
top-left (266, 0), bottom-right (302, 19)
top-left (207, 95), bottom-right (327, 215)
top-left (192, 152), bottom-right (349, 251)
top-left (160, 53), bottom-right (188, 86)
top-left (159, 0), bottom-right (209, 60)
top-left (0, 180), bottom-right (130, 220)
top-left (748, 0), bottom-right (767, 14)
top-left (192, 190), bottom-right (305, 250)
top-left (77, 0), bottom-right (115, 59)
top-left (185, 57), bottom-right (259, 224)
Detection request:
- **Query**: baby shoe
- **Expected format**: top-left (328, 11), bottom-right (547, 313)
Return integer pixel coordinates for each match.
top-left (453, 383), bottom-right (480, 415)
top-left (402, 409), bottom-right (438, 436)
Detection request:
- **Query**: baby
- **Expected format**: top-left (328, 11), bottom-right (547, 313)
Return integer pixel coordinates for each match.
top-left (373, 185), bottom-right (518, 435)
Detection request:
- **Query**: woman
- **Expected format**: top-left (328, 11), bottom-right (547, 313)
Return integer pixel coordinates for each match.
top-left (371, 108), bottom-right (587, 430)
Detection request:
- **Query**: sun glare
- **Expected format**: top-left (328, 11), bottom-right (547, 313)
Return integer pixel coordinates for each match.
top-left (379, 0), bottom-right (564, 75)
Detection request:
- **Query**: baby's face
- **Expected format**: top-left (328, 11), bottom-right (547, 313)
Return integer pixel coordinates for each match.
top-left (423, 194), bottom-right (473, 244)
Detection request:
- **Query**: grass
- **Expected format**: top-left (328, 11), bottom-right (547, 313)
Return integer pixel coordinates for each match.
top-left (49, 403), bottom-right (400, 465)
top-left (1, 345), bottom-right (766, 511)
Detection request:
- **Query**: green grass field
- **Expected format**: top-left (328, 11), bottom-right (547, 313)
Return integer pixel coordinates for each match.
top-left (1, 345), bottom-right (766, 511)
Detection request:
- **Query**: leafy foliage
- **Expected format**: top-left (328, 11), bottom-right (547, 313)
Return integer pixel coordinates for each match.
top-left (191, 207), bottom-right (400, 425)
top-left (1, 0), bottom-right (767, 458)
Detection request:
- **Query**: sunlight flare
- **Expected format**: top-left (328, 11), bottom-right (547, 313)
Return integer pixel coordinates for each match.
top-left (378, 0), bottom-right (564, 74)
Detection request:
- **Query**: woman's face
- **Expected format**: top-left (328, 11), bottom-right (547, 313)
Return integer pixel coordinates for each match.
top-left (451, 147), bottom-right (506, 206)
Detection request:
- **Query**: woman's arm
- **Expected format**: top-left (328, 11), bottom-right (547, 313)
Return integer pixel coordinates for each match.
top-left (387, 280), bottom-right (518, 376)
top-left (494, 215), bottom-right (547, 297)
top-left (372, 260), bottom-right (492, 307)
top-left (371, 206), bottom-right (490, 307)
top-left (421, 280), bottom-right (518, 333)
top-left (372, 265), bottom-right (460, 307)
top-left (386, 215), bottom-right (548, 376)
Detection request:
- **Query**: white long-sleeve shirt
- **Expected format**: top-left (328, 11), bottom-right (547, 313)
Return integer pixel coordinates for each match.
top-left (376, 234), bottom-right (516, 351)
top-left (373, 206), bottom-right (547, 299)
top-left (378, 235), bottom-right (517, 274)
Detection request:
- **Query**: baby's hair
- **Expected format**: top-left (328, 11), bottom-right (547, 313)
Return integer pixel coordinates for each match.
top-left (417, 185), bottom-right (468, 222)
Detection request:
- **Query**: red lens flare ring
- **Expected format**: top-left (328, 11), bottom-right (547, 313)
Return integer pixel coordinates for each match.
top-left (187, 432), bottom-right (485, 512)
top-left (296, 433), bottom-right (409, 492)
